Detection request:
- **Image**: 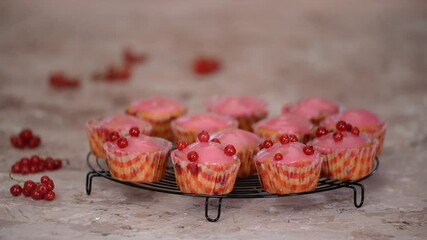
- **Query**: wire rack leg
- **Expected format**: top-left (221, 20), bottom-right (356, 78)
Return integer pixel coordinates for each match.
top-left (205, 197), bottom-right (223, 222)
top-left (86, 171), bottom-right (101, 195)
top-left (346, 183), bottom-right (365, 208)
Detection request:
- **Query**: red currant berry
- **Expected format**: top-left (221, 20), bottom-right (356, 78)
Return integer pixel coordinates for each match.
top-left (211, 138), bottom-right (221, 144)
top-left (10, 185), bottom-right (22, 197)
top-left (45, 191), bottom-right (55, 201)
top-left (21, 165), bottom-right (30, 175)
top-left (22, 188), bottom-right (32, 197)
top-left (12, 135), bottom-right (26, 148)
top-left (278, 134), bottom-right (290, 144)
top-left (117, 137), bottom-right (128, 148)
top-left (197, 131), bottom-right (210, 143)
top-left (346, 123), bottom-right (353, 132)
top-left (108, 131), bottom-right (120, 142)
top-left (11, 163), bottom-right (21, 173)
top-left (333, 132), bottom-right (343, 142)
top-left (303, 146), bottom-right (314, 155)
top-left (38, 164), bottom-right (46, 172)
top-left (40, 176), bottom-right (50, 184)
top-left (263, 140), bottom-right (274, 149)
top-left (53, 159), bottom-right (62, 169)
top-left (19, 129), bottom-right (33, 142)
top-left (289, 134), bottom-right (298, 142)
top-left (46, 160), bottom-right (55, 171)
top-left (30, 155), bottom-right (40, 166)
top-left (28, 136), bottom-right (41, 148)
top-left (21, 157), bottom-right (31, 166)
top-left (46, 180), bottom-right (55, 191)
top-left (193, 57), bottom-right (220, 75)
top-left (24, 180), bottom-right (37, 192)
top-left (351, 127), bottom-right (360, 136)
top-left (29, 165), bottom-right (39, 173)
top-left (224, 145), bottom-right (236, 156)
top-left (274, 153), bottom-right (283, 161)
top-left (315, 127), bottom-right (328, 138)
top-left (129, 127), bottom-right (140, 137)
top-left (336, 121), bottom-right (347, 132)
top-left (36, 183), bottom-right (48, 195)
top-left (176, 141), bottom-right (188, 151)
top-left (31, 190), bottom-right (43, 200)
top-left (187, 151), bottom-right (199, 162)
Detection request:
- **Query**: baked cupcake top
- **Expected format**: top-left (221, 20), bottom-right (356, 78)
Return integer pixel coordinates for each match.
top-left (281, 97), bottom-right (339, 120)
top-left (253, 114), bottom-right (312, 135)
top-left (206, 96), bottom-right (267, 117)
top-left (323, 109), bottom-right (381, 127)
top-left (256, 142), bottom-right (319, 164)
top-left (104, 134), bottom-right (172, 154)
top-left (172, 140), bottom-right (238, 164)
top-left (172, 113), bottom-right (238, 132)
top-left (127, 97), bottom-right (187, 115)
top-left (87, 115), bottom-right (152, 134)
top-left (210, 128), bottom-right (261, 150)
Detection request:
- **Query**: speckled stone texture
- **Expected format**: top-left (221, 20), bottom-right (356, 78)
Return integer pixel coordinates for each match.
top-left (1, 0), bottom-right (427, 239)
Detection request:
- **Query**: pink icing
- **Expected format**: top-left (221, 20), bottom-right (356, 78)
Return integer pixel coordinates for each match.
top-left (172, 113), bottom-right (238, 132)
top-left (322, 109), bottom-right (381, 128)
top-left (128, 97), bottom-right (186, 114)
top-left (253, 114), bottom-right (312, 135)
top-left (309, 132), bottom-right (369, 153)
top-left (282, 97), bottom-right (339, 120)
top-left (211, 128), bottom-right (260, 149)
top-left (104, 135), bottom-right (172, 154)
top-left (97, 115), bottom-right (151, 133)
top-left (256, 142), bottom-right (318, 163)
top-left (206, 96), bottom-right (267, 117)
top-left (172, 142), bottom-right (236, 164)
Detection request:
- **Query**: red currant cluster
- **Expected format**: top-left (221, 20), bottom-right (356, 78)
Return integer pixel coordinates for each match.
top-left (107, 126), bottom-right (141, 149)
top-left (193, 57), bottom-right (221, 75)
top-left (49, 72), bottom-right (80, 89)
top-left (261, 135), bottom-right (315, 159)
top-left (315, 121), bottom-right (360, 142)
top-left (11, 155), bottom-right (62, 175)
top-left (93, 48), bottom-right (145, 82)
top-left (10, 129), bottom-right (41, 149)
top-left (10, 176), bottom-right (56, 201)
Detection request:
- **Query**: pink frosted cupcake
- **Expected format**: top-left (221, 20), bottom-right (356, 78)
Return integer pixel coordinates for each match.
top-left (104, 134), bottom-right (172, 183)
top-left (171, 134), bottom-right (240, 195)
top-left (126, 97), bottom-right (187, 141)
top-left (205, 96), bottom-right (268, 131)
top-left (210, 128), bottom-right (261, 178)
top-left (309, 123), bottom-right (378, 181)
top-left (253, 114), bottom-right (313, 143)
top-left (85, 115), bottom-right (152, 158)
top-left (171, 113), bottom-right (238, 144)
top-left (282, 97), bottom-right (339, 125)
top-left (322, 109), bottom-right (386, 156)
top-left (255, 141), bottom-right (322, 194)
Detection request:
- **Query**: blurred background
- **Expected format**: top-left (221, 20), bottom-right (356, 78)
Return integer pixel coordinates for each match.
top-left (0, 0), bottom-right (426, 169)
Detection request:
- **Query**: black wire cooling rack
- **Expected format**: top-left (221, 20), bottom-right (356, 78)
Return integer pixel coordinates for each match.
top-left (85, 152), bottom-right (379, 222)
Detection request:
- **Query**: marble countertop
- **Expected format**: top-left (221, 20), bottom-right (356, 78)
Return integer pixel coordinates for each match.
top-left (1, 0), bottom-right (426, 239)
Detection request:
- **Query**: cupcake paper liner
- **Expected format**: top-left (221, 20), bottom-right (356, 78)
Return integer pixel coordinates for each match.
top-left (236, 148), bottom-right (258, 178)
top-left (256, 158), bottom-right (322, 194)
top-left (314, 139), bottom-right (378, 181)
top-left (171, 155), bottom-right (240, 195)
top-left (85, 121), bottom-right (109, 158)
top-left (236, 113), bottom-right (267, 132)
top-left (106, 150), bottom-right (170, 183)
top-left (360, 123), bottom-right (386, 156)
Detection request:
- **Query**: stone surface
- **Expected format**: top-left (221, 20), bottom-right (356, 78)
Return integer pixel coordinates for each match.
top-left (1, 0), bottom-right (427, 239)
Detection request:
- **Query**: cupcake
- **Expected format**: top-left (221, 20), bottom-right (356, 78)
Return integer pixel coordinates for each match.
top-left (210, 128), bottom-right (261, 178)
top-left (171, 132), bottom-right (240, 195)
top-left (309, 122), bottom-right (378, 181)
top-left (322, 109), bottom-right (386, 155)
top-left (85, 115), bottom-right (152, 158)
top-left (253, 114), bottom-right (313, 143)
top-left (282, 97), bottom-right (339, 125)
top-left (205, 96), bottom-right (268, 131)
top-left (171, 113), bottom-right (238, 144)
top-left (255, 141), bottom-right (322, 194)
top-left (104, 133), bottom-right (172, 183)
top-left (125, 97), bottom-right (187, 141)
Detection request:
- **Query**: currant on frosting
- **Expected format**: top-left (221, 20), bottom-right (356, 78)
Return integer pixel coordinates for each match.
top-left (108, 131), bottom-right (120, 142)
top-left (315, 127), bottom-right (328, 138)
top-left (129, 127), bottom-right (140, 137)
top-left (274, 153), bottom-right (283, 161)
top-left (177, 141), bottom-right (188, 151)
top-left (303, 146), bottom-right (315, 155)
top-left (197, 131), bottom-right (210, 143)
top-left (187, 151), bottom-right (199, 162)
top-left (224, 145), bottom-right (236, 156)
top-left (263, 139), bottom-right (274, 149)
top-left (278, 134), bottom-right (290, 144)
